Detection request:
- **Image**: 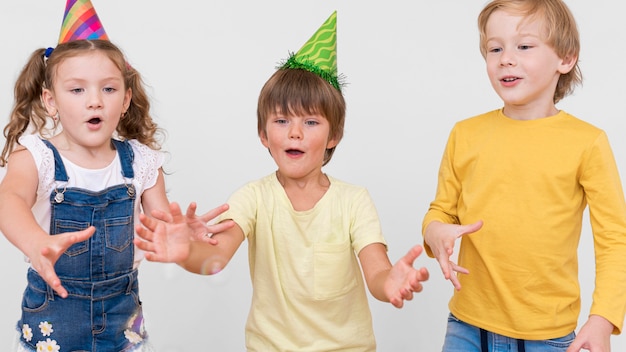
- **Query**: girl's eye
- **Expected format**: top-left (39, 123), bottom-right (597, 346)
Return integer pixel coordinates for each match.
top-left (103, 87), bottom-right (116, 93)
top-left (70, 88), bottom-right (84, 94)
top-left (489, 47), bottom-right (502, 53)
top-left (519, 45), bottom-right (532, 50)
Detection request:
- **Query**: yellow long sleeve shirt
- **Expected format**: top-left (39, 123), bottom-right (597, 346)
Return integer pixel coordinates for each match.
top-left (423, 109), bottom-right (626, 340)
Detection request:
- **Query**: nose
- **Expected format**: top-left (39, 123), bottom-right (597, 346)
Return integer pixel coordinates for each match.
top-left (87, 90), bottom-right (103, 110)
top-left (500, 48), bottom-right (516, 67)
top-left (289, 124), bottom-right (303, 140)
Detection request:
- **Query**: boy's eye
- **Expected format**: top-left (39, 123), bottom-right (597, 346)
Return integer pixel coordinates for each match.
top-left (489, 47), bottom-right (502, 53)
top-left (70, 88), bottom-right (84, 93)
top-left (275, 118), bottom-right (287, 124)
top-left (518, 45), bottom-right (532, 50)
top-left (305, 120), bottom-right (319, 126)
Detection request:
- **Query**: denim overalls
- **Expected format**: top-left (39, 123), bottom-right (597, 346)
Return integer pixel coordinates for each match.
top-left (17, 139), bottom-right (147, 352)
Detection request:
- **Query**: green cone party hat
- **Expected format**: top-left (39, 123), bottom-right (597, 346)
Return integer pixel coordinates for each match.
top-left (279, 11), bottom-right (343, 91)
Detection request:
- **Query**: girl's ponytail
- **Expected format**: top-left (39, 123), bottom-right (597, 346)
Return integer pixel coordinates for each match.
top-left (1, 48), bottom-right (52, 166)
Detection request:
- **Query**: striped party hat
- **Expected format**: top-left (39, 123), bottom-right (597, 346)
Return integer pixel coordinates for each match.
top-left (58, 0), bottom-right (108, 44)
top-left (280, 11), bottom-right (343, 91)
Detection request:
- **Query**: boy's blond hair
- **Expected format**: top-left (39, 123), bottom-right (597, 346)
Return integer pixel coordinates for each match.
top-left (478, 0), bottom-right (582, 103)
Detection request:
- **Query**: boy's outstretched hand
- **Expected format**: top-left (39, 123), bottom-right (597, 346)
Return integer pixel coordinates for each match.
top-left (384, 244), bottom-right (430, 308)
top-left (134, 202), bottom-right (234, 263)
top-left (423, 220), bottom-right (483, 290)
top-left (30, 226), bottom-right (96, 299)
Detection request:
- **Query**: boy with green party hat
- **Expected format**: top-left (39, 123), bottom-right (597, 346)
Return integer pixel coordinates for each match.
top-left (135, 11), bottom-right (430, 351)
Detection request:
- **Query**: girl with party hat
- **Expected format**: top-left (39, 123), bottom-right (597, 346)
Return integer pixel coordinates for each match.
top-left (0, 1), bottom-right (230, 351)
top-left (134, 11), bottom-right (429, 351)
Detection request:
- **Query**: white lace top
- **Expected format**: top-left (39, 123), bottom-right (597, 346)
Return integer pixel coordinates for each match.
top-left (19, 134), bottom-right (165, 267)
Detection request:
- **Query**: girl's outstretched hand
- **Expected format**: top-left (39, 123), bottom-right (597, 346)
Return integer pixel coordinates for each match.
top-left (384, 244), bottom-right (430, 308)
top-left (30, 226), bottom-right (96, 299)
top-left (423, 220), bottom-right (483, 290)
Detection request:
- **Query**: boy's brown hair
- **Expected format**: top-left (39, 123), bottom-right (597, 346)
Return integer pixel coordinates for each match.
top-left (257, 68), bottom-right (346, 166)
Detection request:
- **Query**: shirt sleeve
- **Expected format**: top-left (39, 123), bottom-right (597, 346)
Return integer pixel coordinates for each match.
top-left (580, 131), bottom-right (626, 334)
top-left (217, 182), bottom-right (258, 238)
top-left (421, 126), bottom-right (462, 257)
top-left (349, 188), bottom-right (387, 255)
top-left (129, 140), bottom-right (165, 191)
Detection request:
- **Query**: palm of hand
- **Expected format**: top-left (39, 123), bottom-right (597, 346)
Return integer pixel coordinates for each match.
top-left (150, 220), bottom-right (192, 263)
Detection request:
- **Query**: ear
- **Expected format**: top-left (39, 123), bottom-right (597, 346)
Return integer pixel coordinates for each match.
top-left (123, 88), bottom-right (132, 112)
top-left (558, 54), bottom-right (577, 74)
top-left (326, 137), bottom-right (339, 150)
top-left (260, 130), bottom-right (270, 148)
top-left (41, 88), bottom-right (57, 116)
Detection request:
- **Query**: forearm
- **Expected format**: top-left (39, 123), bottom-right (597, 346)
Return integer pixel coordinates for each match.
top-left (178, 241), bottom-right (231, 275)
top-left (178, 229), bottom-right (243, 275)
top-left (368, 269), bottom-right (392, 302)
top-left (0, 193), bottom-right (47, 258)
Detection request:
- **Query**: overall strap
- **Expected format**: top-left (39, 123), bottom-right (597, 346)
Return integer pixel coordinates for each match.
top-left (41, 139), bottom-right (69, 182)
top-left (111, 139), bottom-right (134, 179)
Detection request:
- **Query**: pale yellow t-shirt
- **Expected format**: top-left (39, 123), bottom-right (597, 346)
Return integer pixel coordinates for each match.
top-left (423, 109), bottom-right (626, 339)
top-left (222, 173), bottom-right (386, 351)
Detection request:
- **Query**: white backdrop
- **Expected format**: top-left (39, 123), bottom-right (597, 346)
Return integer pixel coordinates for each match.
top-left (1, 1), bottom-right (625, 351)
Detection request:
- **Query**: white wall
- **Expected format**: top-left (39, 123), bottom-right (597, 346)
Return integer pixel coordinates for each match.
top-left (1, 1), bottom-right (624, 351)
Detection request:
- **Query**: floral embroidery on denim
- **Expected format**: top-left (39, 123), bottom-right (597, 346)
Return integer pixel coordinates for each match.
top-left (124, 310), bottom-right (146, 345)
top-left (35, 338), bottom-right (60, 352)
top-left (124, 330), bottom-right (143, 344)
top-left (21, 322), bottom-right (61, 351)
top-left (21, 324), bottom-right (33, 342)
top-left (38, 321), bottom-right (53, 337)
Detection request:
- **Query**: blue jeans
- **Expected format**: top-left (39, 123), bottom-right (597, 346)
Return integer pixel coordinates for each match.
top-left (443, 313), bottom-right (575, 352)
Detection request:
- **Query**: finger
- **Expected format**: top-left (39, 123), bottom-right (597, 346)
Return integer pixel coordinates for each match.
top-left (417, 267), bottom-right (430, 282)
top-left (75, 226), bottom-right (96, 241)
top-left (450, 261), bottom-right (470, 275)
top-left (449, 268), bottom-right (462, 291)
top-left (391, 297), bottom-right (404, 309)
top-left (185, 202), bottom-right (198, 220)
top-left (199, 203), bottom-right (230, 223)
top-left (138, 213), bottom-right (160, 232)
top-left (205, 219), bottom-right (235, 236)
top-left (150, 209), bottom-right (172, 222)
top-left (454, 265), bottom-right (470, 275)
top-left (62, 226), bottom-right (95, 249)
top-left (437, 256), bottom-right (452, 279)
top-left (411, 282), bottom-right (424, 293)
top-left (38, 264), bottom-right (67, 298)
top-left (459, 220), bottom-right (483, 237)
top-left (402, 289), bottom-right (415, 301)
top-left (135, 221), bottom-right (154, 242)
top-left (564, 339), bottom-right (581, 352)
top-left (202, 237), bottom-right (219, 245)
top-left (133, 233), bottom-right (155, 251)
top-left (50, 279), bottom-right (68, 299)
top-left (168, 202), bottom-right (185, 222)
top-left (400, 244), bottom-right (424, 266)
